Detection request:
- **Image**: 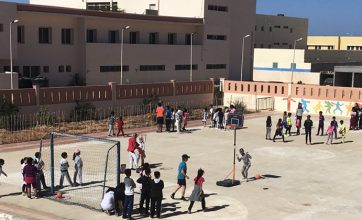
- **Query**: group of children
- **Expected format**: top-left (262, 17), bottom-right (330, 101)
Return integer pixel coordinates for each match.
top-left (108, 111), bottom-right (125, 137)
top-left (158, 105), bottom-right (190, 133)
top-left (267, 110), bottom-right (348, 145)
top-left (101, 164), bottom-right (164, 219)
top-left (58, 149), bottom-right (83, 188)
top-left (203, 104), bottom-right (239, 129)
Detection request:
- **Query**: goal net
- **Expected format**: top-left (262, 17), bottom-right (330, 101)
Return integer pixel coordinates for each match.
top-left (40, 132), bottom-right (120, 210)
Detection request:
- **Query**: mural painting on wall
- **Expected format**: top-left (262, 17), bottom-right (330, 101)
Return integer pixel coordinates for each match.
top-left (283, 96), bottom-right (296, 111)
top-left (293, 99), bottom-right (360, 116)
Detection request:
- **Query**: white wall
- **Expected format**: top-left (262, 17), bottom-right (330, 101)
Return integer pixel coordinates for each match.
top-left (30, 0), bottom-right (85, 9)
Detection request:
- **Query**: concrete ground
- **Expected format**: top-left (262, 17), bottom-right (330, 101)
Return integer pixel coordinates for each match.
top-left (1, 113), bottom-right (362, 220)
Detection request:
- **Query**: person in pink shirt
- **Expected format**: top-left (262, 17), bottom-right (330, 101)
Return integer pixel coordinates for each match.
top-left (23, 157), bottom-right (38, 199)
top-left (326, 121), bottom-right (335, 145)
top-left (188, 169), bottom-right (206, 213)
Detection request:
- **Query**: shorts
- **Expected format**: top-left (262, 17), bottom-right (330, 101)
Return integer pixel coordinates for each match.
top-left (24, 176), bottom-right (36, 188)
top-left (177, 179), bottom-right (186, 186)
top-left (156, 117), bottom-right (164, 125)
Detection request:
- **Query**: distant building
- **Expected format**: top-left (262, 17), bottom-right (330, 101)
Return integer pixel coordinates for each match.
top-left (307, 36), bottom-right (362, 51)
top-left (254, 14), bottom-right (308, 49)
top-left (0, 1), bottom-right (256, 88)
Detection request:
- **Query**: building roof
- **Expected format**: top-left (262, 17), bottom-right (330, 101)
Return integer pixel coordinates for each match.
top-left (17, 3), bottom-right (204, 25)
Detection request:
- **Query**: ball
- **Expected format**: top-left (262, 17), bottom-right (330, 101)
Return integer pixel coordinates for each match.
top-left (255, 174), bottom-right (262, 180)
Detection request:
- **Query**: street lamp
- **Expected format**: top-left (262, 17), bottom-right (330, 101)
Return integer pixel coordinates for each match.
top-left (190, 32), bottom-right (196, 82)
top-left (10, 19), bottom-right (19, 90)
top-left (120, 25), bottom-right (130, 85)
top-left (240, 34), bottom-right (251, 81)
top-left (291, 37), bottom-right (303, 84)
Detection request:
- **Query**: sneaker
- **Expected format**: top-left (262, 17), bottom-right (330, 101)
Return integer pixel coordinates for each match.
top-left (170, 193), bottom-right (175, 199)
top-left (180, 197), bottom-right (187, 201)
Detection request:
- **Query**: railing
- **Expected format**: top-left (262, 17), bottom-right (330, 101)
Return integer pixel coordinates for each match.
top-left (0, 88), bottom-right (36, 106)
top-left (224, 81), bottom-right (288, 97)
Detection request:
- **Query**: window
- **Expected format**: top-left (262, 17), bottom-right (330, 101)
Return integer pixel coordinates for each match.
top-left (168, 33), bottom-right (177, 45)
top-left (272, 62), bottom-right (278, 68)
top-left (140, 65), bottom-right (165, 71)
top-left (87, 29), bottom-right (97, 43)
top-left (31, 66), bottom-right (41, 77)
top-left (274, 25), bottom-right (281, 28)
top-left (328, 46), bottom-right (334, 50)
top-left (61, 28), bottom-right (73, 45)
top-left (206, 64), bottom-right (226, 69)
top-left (129, 31), bottom-right (139, 44)
top-left (269, 27), bottom-right (272, 32)
top-left (43, 66), bottom-right (49, 73)
top-left (100, 65), bottom-right (129, 72)
top-left (283, 26), bottom-right (289, 29)
top-left (17, 26), bottom-right (25, 44)
top-left (185, 34), bottom-right (193, 45)
top-left (260, 44), bottom-right (264, 48)
top-left (0, 24), bottom-right (3, 32)
top-left (208, 5), bottom-right (228, 12)
top-left (149, 32), bottom-right (159, 44)
top-left (66, 65), bottom-right (72, 72)
top-left (291, 63), bottom-right (296, 69)
top-left (261, 26), bottom-right (264, 31)
top-left (282, 43), bottom-right (288, 45)
top-left (108, 30), bottom-right (119, 43)
top-left (87, 2), bottom-right (117, 11)
top-left (315, 46), bottom-right (322, 50)
top-left (39, 27), bottom-right (52, 44)
top-left (58, 65), bottom-right (64, 72)
top-left (255, 25), bottom-right (257, 31)
top-left (175, 65), bottom-right (198, 70)
top-left (274, 42), bottom-right (280, 45)
top-left (207, 35), bottom-right (227, 40)
top-left (23, 66), bottom-right (30, 77)
top-left (290, 28), bottom-right (293, 33)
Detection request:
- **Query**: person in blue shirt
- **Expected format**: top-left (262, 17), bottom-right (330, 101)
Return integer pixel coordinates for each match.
top-left (170, 154), bottom-right (190, 201)
top-left (165, 105), bottom-right (172, 132)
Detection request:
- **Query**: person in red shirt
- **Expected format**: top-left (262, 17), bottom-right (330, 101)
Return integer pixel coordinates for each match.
top-left (155, 102), bottom-right (165, 132)
top-left (23, 157), bottom-right (39, 199)
top-left (128, 134), bottom-right (142, 169)
top-left (188, 169), bottom-right (206, 213)
top-left (116, 115), bottom-right (125, 137)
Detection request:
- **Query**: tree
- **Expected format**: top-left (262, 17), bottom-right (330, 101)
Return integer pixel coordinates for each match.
top-left (0, 98), bottom-right (19, 116)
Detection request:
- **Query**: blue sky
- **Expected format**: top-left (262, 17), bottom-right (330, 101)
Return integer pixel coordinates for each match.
top-left (3, 0), bottom-right (362, 36)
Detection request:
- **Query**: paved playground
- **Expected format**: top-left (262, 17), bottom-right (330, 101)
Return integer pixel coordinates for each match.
top-left (1, 113), bottom-right (362, 220)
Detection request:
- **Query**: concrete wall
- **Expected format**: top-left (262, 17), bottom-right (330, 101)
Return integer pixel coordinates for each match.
top-left (0, 3), bottom-right (18, 67)
top-left (253, 70), bottom-right (320, 85)
top-left (223, 80), bottom-right (362, 117)
top-left (255, 14), bottom-right (308, 49)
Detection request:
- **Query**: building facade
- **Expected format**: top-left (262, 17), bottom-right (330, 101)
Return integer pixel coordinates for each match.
top-left (308, 36), bottom-right (362, 51)
top-left (254, 14), bottom-right (308, 49)
top-left (0, 0), bottom-right (256, 88)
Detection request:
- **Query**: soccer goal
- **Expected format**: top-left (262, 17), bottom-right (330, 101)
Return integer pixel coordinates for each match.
top-left (40, 132), bottom-right (120, 210)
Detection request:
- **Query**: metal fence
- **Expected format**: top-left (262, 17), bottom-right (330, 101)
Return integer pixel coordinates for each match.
top-left (256, 97), bottom-right (274, 112)
top-left (0, 101), bottom-right (209, 145)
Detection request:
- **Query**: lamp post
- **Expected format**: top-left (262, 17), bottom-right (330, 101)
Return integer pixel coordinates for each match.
top-left (291, 37), bottom-right (303, 84)
top-left (120, 25), bottom-right (130, 85)
top-left (190, 32), bottom-right (196, 82)
top-left (240, 34), bottom-right (250, 81)
top-left (10, 19), bottom-right (19, 90)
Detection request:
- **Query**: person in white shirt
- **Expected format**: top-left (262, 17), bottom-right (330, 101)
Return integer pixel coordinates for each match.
top-left (175, 106), bottom-right (183, 133)
top-left (101, 190), bottom-right (115, 213)
top-left (209, 104), bottom-right (215, 127)
top-left (123, 169), bottom-right (136, 219)
top-left (59, 152), bottom-right (74, 188)
top-left (237, 148), bottom-right (252, 181)
top-left (72, 149), bottom-right (83, 186)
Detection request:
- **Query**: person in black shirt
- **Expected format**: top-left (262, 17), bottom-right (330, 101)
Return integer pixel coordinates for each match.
top-left (304, 115), bottom-right (313, 145)
top-left (150, 171), bottom-right (164, 218)
top-left (266, 116), bottom-right (272, 140)
top-left (137, 168), bottom-right (152, 216)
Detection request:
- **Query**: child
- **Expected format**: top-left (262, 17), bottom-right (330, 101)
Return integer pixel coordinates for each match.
top-left (188, 169), bottom-right (206, 214)
top-left (295, 118), bottom-right (301, 135)
top-left (217, 108), bottom-right (224, 129)
top-left (237, 148), bottom-right (252, 181)
top-left (182, 109), bottom-right (189, 131)
top-left (170, 108), bottom-right (176, 132)
top-left (23, 157), bottom-right (38, 199)
top-left (123, 169), bottom-right (136, 219)
top-left (101, 187), bottom-right (116, 215)
top-left (282, 111), bottom-right (287, 126)
top-left (0, 159), bottom-right (8, 180)
top-left (304, 115), bottom-right (313, 145)
top-left (213, 109), bottom-right (219, 129)
top-left (285, 112), bottom-right (292, 136)
top-left (339, 120), bottom-right (347, 143)
top-left (209, 104), bottom-right (215, 127)
top-left (128, 134), bottom-right (142, 169)
top-left (326, 121), bottom-right (335, 145)
top-left (34, 152), bottom-right (48, 190)
top-left (165, 105), bottom-right (172, 132)
top-left (116, 115), bottom-right (124, 137)
top-left (273, 118), bottom-right (285, 142)
top-left (223, 107), bottom-right (230, 130)
top-left (266, 116), bottom-right (272, 140)
top-left (59, 152), bottom-right (74, 188)
top-left (21, 158), bottom-right (27, 195)
top-left (137, 136), bottom-right (146, 167)
top-left (108, 111), bottom-right (116, 136)
top-left (175, 106), bottom-right (183, 133)
top-left (73, 149), bottom-right (83, 186)
top-left (317, 111), bottom-right (325, 136)
top-left (137, 168), bottom-right (152, 216)
top-left (332, 116), bottom-right (338, 139)
top-left (201, 108), bottom-right (208, 127)
top-left (150, 171), bottom-right (164, 218)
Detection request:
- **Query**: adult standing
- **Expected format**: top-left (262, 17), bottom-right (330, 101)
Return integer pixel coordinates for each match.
top-left (175, 106), bottom-right (183, 133)
top-left (165, 105), bottom-right (172, 132)
top-left (170, 154), bottom-right (190, 201)
top-left (296, 103), bottom-right (304, 123)
top-left (155, 102), bottom-right (165, 133)
top-left (127, 134), bottom-right (142, 169)
top-left (304, 115), bottom-right (313, 145)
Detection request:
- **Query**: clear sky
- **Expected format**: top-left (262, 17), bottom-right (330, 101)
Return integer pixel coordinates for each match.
top-left (3, 0), bottom-right (362, 36)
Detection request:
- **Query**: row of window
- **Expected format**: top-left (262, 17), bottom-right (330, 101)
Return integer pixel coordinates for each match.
top-left (86, 2), bottom-right (118, 11)
top-left (2, 65), bottom-right (72, 76)
top-left (255, 25), bottom-right (293, 33)
top-left (307, 45), bottom-right (334, 50)
top-left (206, 35), bottom-right (227, 41)
top-left (99, 64), bottom-right (226, 72)
top-left (208, 5), bottom-right (228, 12)
top-left (272, 62), bottom-right (297, 69)
top-left (347, 46), bottom-right (362, 50)
top-left (255, 43), bottom-right (293, 49)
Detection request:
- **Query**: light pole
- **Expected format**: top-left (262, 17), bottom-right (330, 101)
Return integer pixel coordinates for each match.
top-left (240, 34), bottom-right (251, 81)
top-left (291, 37), bottom-right (303, 84)
top-left (120, 25), bottom-right (130, 85)
top-left (190, 32), bottom-right (196, 82)
top-left (10, 19), bottom-right (19, 90)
